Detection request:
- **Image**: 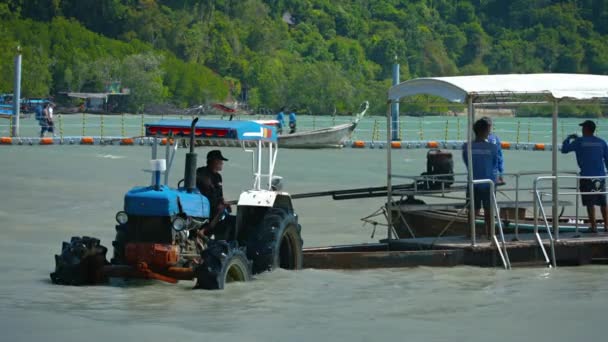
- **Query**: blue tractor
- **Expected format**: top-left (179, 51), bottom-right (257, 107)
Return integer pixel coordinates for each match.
top-left (51, 118), bottom-right (303, 289)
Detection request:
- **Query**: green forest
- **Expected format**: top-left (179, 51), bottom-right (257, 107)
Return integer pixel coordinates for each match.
top-left (0, 0), bottom-right (607, 115)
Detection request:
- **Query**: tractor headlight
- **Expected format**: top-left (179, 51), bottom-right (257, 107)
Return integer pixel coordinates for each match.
top-left (171, 216), bottom-right (190, 231)
top-left (115, 211), bottom-right (128, 225)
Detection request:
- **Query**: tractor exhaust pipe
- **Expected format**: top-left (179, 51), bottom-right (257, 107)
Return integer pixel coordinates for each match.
top-left (184, 118), bottom-right (199, 193)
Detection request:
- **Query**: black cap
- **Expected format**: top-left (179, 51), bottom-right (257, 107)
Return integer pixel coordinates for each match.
top-left (480, 116), bottom-right (492, 125)
top-left (207, 150), bottom-right (228, 161)
top-left (579, 120), bottom-right (596, 131)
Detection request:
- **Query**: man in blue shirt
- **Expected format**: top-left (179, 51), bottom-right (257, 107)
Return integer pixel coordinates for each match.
top-left (481, 117), bottom-right (504, 184)
top-left (276, 108), bottom-right (285, 134)
top-left (561, 120), bottom-right (608, 233)
top-left (463, 118), bottom-right (498, 238)
top-left (289, 111), bottom-right (297, 134)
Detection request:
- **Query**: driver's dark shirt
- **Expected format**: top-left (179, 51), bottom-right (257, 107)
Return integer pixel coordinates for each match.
top-left (196, 166), bottom-right (223, 214)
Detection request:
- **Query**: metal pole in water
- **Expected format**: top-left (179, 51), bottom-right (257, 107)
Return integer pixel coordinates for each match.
top-left (12, 47), bottom-right (22, 137)
top-left (100, 113), bottom-right (104, 140)
top-left (59, 115), bottom-right (64, 141)
top-left (121, 113), bottom-right (125, 137)
top-left (391, 56), bottom-right (400, 141)
top-left (141, 111), bottom-right (145, 137)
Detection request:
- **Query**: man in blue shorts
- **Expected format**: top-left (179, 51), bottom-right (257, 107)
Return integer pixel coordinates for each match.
top-left (561, 120), bottom-right (608, 233)
top-left (463, 118), bottom-right (498, 238)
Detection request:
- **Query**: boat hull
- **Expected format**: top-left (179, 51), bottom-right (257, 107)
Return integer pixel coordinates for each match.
top-left (278, 122), bottom-right (356, 148)
top-left (391, 209), bottom-right (599, 238)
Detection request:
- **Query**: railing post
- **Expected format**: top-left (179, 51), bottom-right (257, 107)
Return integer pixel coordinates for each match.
top-left (533, 177), bottom-right (554, 268)
top-left (515, 174), bottom-right (520, 240)
top-left (575, 177), bottom-right (580, 234)
top-left (467, 97), bottom-right (475, 247)
top-left (386, 102), bottom-right (393, 240)
top-left (552, 100), bottom-right (559, 242)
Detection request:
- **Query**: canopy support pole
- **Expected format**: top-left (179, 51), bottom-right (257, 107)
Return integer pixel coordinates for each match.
top-left (552, 100), bottom-right (559, 242)
top-left (386, 101), bottom-right (393, 240)
top-left (467, 96), bottom-right (475, 246)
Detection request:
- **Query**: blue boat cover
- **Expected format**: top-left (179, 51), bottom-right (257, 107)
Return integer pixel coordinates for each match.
top-left (124, 185), bottom-right (210, 218)
top-left (145, 119), bottom-right (277, 143)
top-left (0, 105), bottom-right (13, 115)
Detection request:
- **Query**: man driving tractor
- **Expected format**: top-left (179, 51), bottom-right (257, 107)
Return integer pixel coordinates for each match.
top-left (196, 150), bottom-right (234, 237)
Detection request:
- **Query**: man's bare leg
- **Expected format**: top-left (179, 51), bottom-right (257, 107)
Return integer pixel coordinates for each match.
top-left (600, 205), bottom-right (608, 232)
top-left (586, 205), bottom-right (597, 232)
top-left (484, 209), bottom-right (492, 239)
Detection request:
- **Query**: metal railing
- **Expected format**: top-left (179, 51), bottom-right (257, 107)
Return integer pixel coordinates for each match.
top-left (473, 179), bottom-right (511, 269)
top-left (533, 174), bottom-right (608, 268)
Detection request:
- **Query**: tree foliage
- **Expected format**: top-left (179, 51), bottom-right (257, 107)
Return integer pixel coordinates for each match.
top-left (0, 0), bottom-right (606, 115)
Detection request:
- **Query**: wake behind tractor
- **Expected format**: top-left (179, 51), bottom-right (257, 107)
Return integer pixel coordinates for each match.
top-left (50, 118), bottom-right (303, 289)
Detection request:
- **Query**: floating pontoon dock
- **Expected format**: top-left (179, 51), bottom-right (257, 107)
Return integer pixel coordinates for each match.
top-left (303, 232), bottom-right (608, 269)
top-left (305, 73), bottom-right (608, 270)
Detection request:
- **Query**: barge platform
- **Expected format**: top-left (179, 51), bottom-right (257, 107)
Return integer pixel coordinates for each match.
top-left (303, 232), bottom-right (608, 269)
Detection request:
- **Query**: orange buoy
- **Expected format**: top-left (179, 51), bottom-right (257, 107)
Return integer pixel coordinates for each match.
top-left (352, 140), bottom-right (365, 148)
top-left (500, 141), bottom-right (511, 149)
top-left (534, 143), bottom-right (545, 151)
top-left (160, 138), bottom-right (175, 146)
top-left (390, 141), bottom-right (402, 149)
top-left (80, 137), bottom-right (95, 145)
top-left (40, 137), bottom-right (54, 145)
top-left (0, 137), bottom-right (12, 145)
top-left (426, 141), bottom-right (439, 148)
top-left (120, 138), bottom-right (134, 145)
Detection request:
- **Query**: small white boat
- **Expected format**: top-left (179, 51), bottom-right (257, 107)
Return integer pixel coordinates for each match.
top-left (257, 101), bottom-right (369, 149)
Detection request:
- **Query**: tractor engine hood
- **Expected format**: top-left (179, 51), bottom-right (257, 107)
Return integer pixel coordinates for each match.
top-left (124, 185), bottom-right (210, 218)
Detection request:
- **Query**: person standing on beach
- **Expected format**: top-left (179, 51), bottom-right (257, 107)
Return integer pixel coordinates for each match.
top-left (561, 120), bottom-right (608, 233)
top-left (463, 119), bottom-right (498, 238)
top-left (481, 117), bottom-right (504, 184)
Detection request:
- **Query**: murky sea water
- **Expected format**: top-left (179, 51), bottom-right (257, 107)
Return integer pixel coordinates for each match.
top-left (1, 140), bottom-right (607, 341)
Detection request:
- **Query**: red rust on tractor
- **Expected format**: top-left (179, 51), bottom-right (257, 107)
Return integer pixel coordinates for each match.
top-left (104, 243), bottom-right (196, 283)
top-left (125, 243), bottom-right (179, 268)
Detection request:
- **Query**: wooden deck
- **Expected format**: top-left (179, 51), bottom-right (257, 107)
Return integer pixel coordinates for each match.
top-left (303, 232), bottom-right (608, 269)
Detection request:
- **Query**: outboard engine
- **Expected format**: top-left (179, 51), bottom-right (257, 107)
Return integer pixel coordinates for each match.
top-left (418, 149), bottom-right (454, 190)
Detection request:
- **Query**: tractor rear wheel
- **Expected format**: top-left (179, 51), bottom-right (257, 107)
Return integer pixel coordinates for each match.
top-left (50, 236), bottom-right (109, 285)
top-left (246, 208), bottom-right (303, 274)
top-left (195, 240), bottom-right (251, 290)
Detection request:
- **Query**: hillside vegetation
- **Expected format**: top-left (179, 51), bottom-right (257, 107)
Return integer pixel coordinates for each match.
top-left (0, 0), bottom-right (607, 114)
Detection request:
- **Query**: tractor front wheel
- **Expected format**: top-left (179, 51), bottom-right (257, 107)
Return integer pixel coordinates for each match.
top-left (195, 240), bottom-right (251, 290)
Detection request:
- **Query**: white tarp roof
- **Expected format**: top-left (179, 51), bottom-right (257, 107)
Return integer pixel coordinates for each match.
top-left (388, 73), bottom-right (608, 103)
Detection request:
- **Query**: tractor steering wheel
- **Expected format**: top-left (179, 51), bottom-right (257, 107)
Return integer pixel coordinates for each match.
top-left (178, 179), bottom-right (185, 188)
